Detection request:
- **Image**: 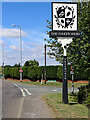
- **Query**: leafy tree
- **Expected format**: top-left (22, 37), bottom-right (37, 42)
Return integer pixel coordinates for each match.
top-left (14, 63), bottom-right (20, 67)
top-left (24, 59), bottom-right (39, 66)
top-left (45, 1), bottom-right (90, 81)
top-left (24, 61), bottom-right (29, 66)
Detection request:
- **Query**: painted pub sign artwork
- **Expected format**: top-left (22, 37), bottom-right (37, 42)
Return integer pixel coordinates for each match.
top-left (49, 2), bottom-right (80, 37)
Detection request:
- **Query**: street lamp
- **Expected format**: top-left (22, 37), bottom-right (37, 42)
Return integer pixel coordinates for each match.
top-left (44, 44), bottom-right (46, 84)
top-left (12, 24), bottom-right (22, 82)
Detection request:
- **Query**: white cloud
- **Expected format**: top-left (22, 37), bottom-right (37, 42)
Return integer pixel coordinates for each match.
top-left (0, 29), bottom-right (60, 66)
top-left (0, 39), bottom-right (6, 48)
top-left (0, 28), bottom-right (27, 38)
top-left (10, 45), bottom-right (24, 51)
top-left (10, 45), bottom-right (19, 51)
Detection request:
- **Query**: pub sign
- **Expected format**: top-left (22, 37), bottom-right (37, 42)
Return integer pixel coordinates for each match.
top-left (52, 2), bottom-right (78, 31)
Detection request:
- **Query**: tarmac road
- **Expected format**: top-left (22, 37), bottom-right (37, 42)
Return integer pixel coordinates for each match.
top-left (2, 80), bottom-right (79, 118)
top-left (2, 80), bottom-right (54, 118)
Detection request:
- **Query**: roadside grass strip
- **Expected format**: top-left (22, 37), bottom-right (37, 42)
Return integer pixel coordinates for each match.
top-left (11, 80), bottom-right (88, 88)
top-left (43, 93), bottom-right (88, 118)
top-left (24, 88), bottom-right (31, 96)
top-left (14, 84), bottom-right (25, 97)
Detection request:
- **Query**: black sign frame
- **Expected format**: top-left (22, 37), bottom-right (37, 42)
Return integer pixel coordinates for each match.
top-left (52, 2), bottom-right (78, 32)
top-left (49, 31), bottom-right (80, 38)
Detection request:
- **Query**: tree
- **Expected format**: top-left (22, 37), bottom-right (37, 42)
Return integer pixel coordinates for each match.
top-left (24, 59), bottom-right (39, 66)
top-left (14, 63), bottom-right (20, 67)
top-left (24, 61), bottom-right (29, 66)
top-left (45, 1), bottom-right (90, 81)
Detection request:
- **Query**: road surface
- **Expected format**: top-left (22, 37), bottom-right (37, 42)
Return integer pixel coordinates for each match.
top-left (2, 80), bottom-right (78, 118)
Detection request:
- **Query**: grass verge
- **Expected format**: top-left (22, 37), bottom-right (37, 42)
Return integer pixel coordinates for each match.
top-left (4, 79), bottom-right (88, 88)
top-left (43, 93), bottom-right (89, 119)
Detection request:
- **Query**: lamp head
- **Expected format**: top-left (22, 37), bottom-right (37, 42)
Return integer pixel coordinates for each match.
top-left (12, 24), bottom-right (16, 27)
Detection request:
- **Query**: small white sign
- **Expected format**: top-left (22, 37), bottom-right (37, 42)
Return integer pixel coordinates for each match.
top-left (70, 71), bottom-right (74, 75)
top-left (52, 3), bottom-right (77, 31)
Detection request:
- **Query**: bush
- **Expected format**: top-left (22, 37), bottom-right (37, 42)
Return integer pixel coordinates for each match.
top-left (4, 67), bottom-right (10, 79)
top-left (57, 65), bottom-right (63, 80)
top-left (78, 86), bottom-right (86, 104)
top-left (78, 84), bottom-right (90, 106)
top-left (22, 66), bottom-right (29, 79)
top-left (27, 66), bottom-right (42, 80)
top-left (46, 66), bottom-right (59, 80)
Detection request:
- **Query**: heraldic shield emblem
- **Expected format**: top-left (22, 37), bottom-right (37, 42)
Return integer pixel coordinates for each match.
top-left (52, 3), bottom-right (77, 31)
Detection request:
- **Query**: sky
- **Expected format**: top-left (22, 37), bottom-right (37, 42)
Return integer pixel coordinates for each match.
top-left (0, 1), bottom-right (71, 66)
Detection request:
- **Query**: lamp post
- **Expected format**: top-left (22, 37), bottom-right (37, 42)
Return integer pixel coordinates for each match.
top-left (12, 24), bottom-right (22, 82)
top-left (2, 41), bottom-right (4, 80)
top-left (44, 44), bottom-right (46, 84)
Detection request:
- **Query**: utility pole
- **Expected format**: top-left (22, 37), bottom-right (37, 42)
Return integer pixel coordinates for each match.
top-left (44, 44), bottom-right (46, 84)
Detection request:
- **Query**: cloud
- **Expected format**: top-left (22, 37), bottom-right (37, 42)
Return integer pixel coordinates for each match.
top-left (0, 40), bottom-right (5, 45)
top-left (0, 28), bottom-right (27, 38)
top-left (10, 45), bottom-right (24, 51)
top-left (10, 45), bottom-right (19, 51)
top-left (0, 29), bottom-right (60, 66)
top-left (0, 39), bottom-right (6, 47)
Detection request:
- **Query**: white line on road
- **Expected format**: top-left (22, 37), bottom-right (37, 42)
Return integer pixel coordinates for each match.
top-left (53, 89), bottom-right (58, 92)
top-left (14, 84), bottom-right (25, 97)
top-left (24, 88), bottom-right (31, 96)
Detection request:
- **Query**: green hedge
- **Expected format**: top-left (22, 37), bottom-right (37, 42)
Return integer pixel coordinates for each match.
top-left (4, 65), bottom-right (89, 80)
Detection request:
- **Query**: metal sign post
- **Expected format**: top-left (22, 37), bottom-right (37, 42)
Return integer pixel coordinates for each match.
top-left (63, 52), bottom-right (68, 103)
top-left (58, 38), bottom-right (72, 104)
top-left (41, 67), bottom-right (44, 85)
top-left (70, 65), bottom-right (74, 94)
top-left (72, 74), bottom-right (74, 93)
top-left (49, 2), bottom-right (80, 104)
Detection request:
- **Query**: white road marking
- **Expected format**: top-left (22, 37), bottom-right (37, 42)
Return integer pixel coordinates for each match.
top-left (18, 97), bottom-right (24, 118)
top-left (24, 88), bottom-right (31, 96)
top-left (30, 113), bottom-right (36, 118)
top-left (14, 84), bottom-right (25, 97)
top-left (53, 89), bottom-right (58, 92)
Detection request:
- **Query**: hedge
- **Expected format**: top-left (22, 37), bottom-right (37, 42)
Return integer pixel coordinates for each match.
top-left (4, 65), bottom-right (89, 81)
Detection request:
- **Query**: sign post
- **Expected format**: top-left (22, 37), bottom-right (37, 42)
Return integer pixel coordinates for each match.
top-left (19, 68), bottom-right (23, 73)
top-left (70, 65), bottom-right (74, 94)
top-left (49, 2), bottom-right (80, 104)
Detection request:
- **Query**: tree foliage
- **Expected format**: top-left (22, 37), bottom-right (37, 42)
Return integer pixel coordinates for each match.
top-left (24, 59), bottom-right (39, 66)
top-left (45, 1), bottom-right (90, 80)
top-left (14, 63), bottom-right (20, 67)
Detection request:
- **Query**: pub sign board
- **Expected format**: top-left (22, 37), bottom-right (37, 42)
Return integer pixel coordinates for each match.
top-left (52, 2), bottom-right (78, 31)
top-left (49, 2), bottom-right (80, 37)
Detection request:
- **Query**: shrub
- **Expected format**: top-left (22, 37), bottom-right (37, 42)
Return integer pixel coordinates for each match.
top-left (78, 86), bottom-right (86, 104)
top-left (28, 66), bottom-right (39, 80)
top-left (23, 66), bottom-right (29, 79)
top-left (46, 66), bottom-right (59, 80)
top-left (57, 65), bottom-right (63, 80)
top-left (4, 67), bottom-right (10, 78)
top-left (78, 84), bottom-right (90, 106)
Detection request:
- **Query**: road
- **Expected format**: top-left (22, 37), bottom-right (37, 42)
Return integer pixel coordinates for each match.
top-left (2, 80), bottom-right (78, 118)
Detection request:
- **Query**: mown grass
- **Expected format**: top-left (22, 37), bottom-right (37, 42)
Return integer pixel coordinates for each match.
top-left (5, 79), bottom-right (88, 88)
top-left (43, 93), bottom-right (89, 118)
